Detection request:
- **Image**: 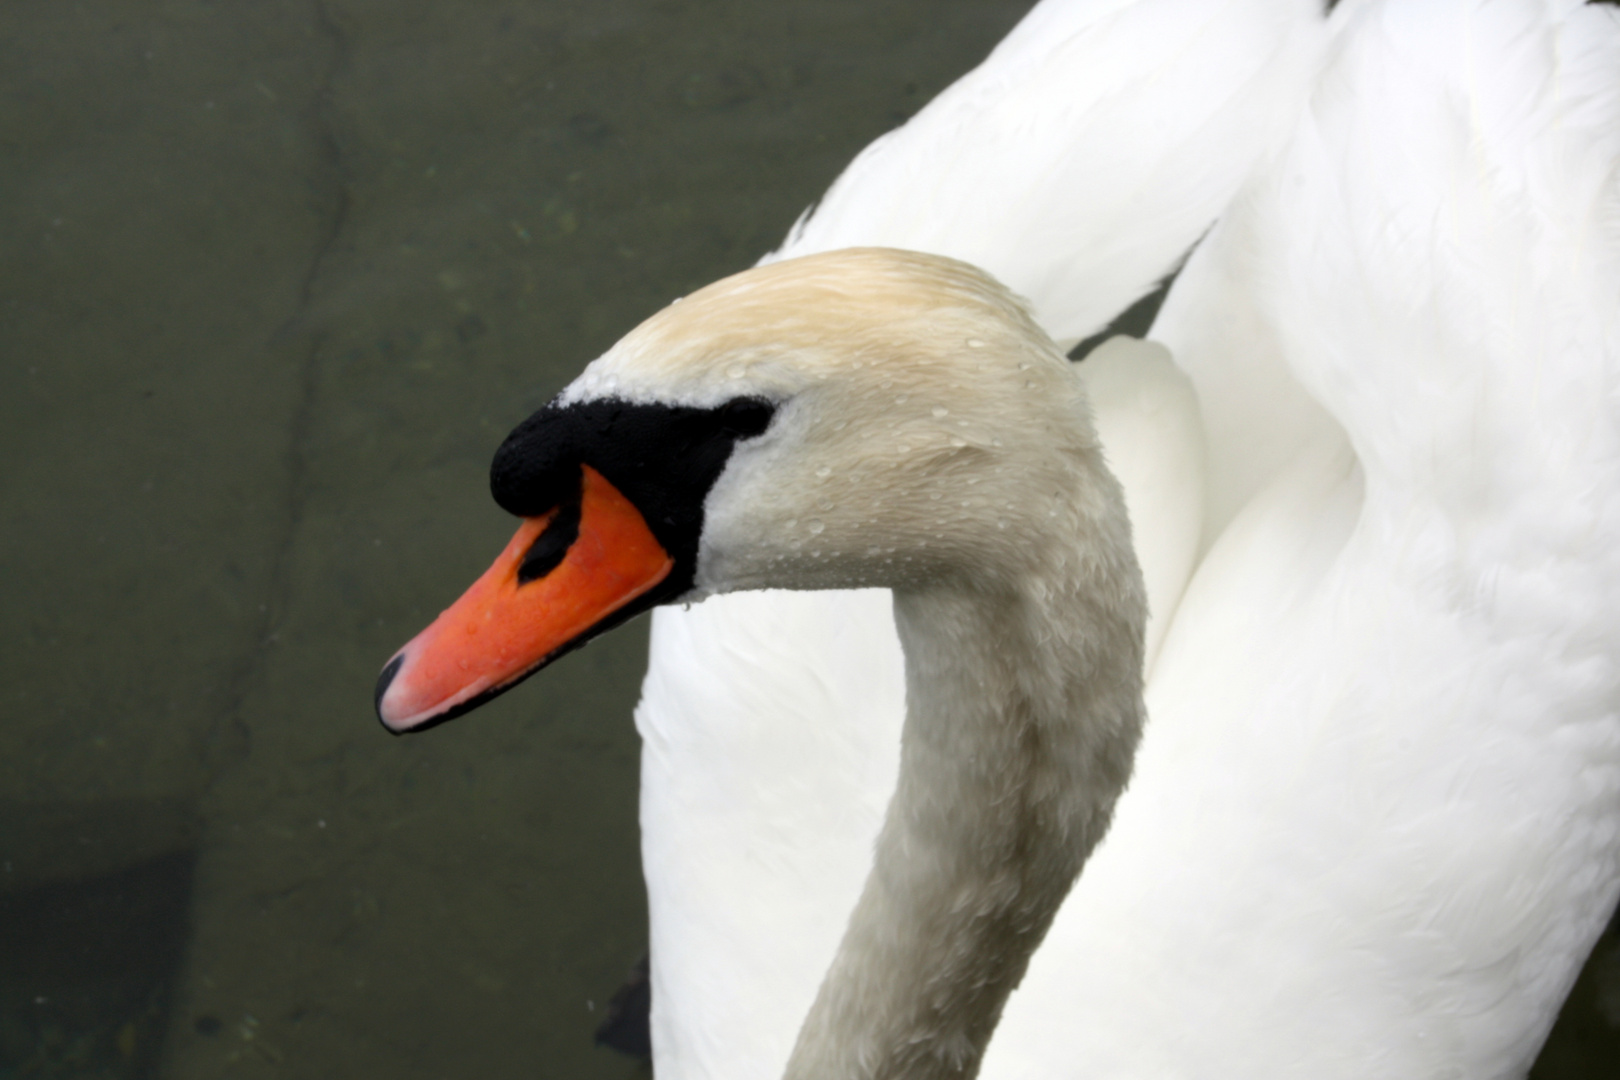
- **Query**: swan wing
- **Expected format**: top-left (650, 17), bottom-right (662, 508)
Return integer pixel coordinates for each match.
top-left (992, 3), bottom-right (1620, 1076)
top-left (772, 0), bottom-right (1326, 348)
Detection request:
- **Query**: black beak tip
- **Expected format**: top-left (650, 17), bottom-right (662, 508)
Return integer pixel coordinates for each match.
top-left (374, 653), bottom-right (406, 735)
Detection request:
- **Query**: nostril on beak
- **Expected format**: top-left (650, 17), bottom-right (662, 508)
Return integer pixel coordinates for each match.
top-left (519, 494), bottom-right (584, 584)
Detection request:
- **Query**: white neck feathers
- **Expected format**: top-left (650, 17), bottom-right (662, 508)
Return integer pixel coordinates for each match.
top-left (785, 475), bottom-right (1145, 1080)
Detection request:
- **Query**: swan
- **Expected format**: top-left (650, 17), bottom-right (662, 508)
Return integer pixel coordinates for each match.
top-left (375, 0), bottom-right (1620, 1076)
top-left (634, 2), bottom-right (1620, 1075)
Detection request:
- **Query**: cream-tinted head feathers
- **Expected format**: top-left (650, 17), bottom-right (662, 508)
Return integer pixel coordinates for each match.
top-left (559, 249), bottom-right (1122, 597)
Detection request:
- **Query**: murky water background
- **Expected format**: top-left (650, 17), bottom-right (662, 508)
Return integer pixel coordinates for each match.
top-left (1, 2), bottom-right (1615, 1078)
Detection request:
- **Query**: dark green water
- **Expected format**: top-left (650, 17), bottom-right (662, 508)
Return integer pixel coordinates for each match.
top-left (0, 2), bottom-right (1614, 1078)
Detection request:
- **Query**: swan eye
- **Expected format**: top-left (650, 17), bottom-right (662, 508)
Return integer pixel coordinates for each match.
top-left (718, 397), bottom-right (775, 438)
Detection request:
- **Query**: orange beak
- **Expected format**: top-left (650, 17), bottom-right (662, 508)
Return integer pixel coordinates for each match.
top-left (376, 465), bottom-right (674, 732)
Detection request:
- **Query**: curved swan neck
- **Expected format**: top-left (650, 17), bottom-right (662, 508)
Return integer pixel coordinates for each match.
top-left (784, 532), bottom-right (1146, 1080)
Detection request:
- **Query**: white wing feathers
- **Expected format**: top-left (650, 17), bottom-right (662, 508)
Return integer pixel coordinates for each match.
top-left (770, 0), bottom-right (1326, 348)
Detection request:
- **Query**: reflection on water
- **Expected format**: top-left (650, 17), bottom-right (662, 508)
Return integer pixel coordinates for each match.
top-left (0, 836), bottom-right (193, 1080)
top-left (0, 1), bottom-right (1614, 1078)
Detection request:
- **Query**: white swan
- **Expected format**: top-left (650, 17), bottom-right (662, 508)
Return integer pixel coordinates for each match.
top-left (376, 0), bottom-right (1620, 1076)
top-left (632, 0), bottom-right (1620, 1078)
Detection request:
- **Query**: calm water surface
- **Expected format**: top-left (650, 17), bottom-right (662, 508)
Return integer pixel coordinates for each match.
top-left (1, 2), bottom-right (1615, 1078)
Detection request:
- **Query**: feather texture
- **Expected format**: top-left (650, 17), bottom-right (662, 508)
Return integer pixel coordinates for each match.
top-left (631, 1), bottom-right (1620, 1077)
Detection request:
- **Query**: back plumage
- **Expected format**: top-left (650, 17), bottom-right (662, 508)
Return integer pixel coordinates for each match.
top-left (997, 2), bottom-right (1620, 1075)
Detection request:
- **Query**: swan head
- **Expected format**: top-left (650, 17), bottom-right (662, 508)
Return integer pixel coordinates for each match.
top-left (377, 248), bottom-right (1117, 732)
